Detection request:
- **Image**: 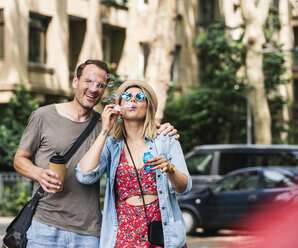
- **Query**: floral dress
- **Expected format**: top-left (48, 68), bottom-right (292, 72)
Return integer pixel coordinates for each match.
top-left (114, 150), bottom-right (162, 248)
top-left (114, 150), bottom-right (187, 248)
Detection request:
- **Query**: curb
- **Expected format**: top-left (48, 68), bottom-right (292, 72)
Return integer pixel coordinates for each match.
top-left (0, 217), bottom-right (14, 225)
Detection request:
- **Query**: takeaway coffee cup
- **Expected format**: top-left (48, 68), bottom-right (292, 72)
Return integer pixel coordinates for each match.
top-left (49, 154), bottom-right (67, 192)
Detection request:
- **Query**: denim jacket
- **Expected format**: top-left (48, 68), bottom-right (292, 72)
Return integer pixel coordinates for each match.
top-left (76, 134), bottom-right (192, 248)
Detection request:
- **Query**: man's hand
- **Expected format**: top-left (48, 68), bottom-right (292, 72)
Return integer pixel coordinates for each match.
top-left (14, 147), bottom-right (61, 194)
top-left (156, 122), bottom-right (180, 140)
top-left (37, 168), bottom-right (61, 194)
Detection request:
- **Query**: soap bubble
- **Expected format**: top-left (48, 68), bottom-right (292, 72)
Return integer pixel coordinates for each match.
top-left (107, 95), bottom-right (115, 104)
top-left (100, 91), bottom-right (118, 104)
top-left (105, 74), bottom-right (116, 87)
top-left (111, 91), bottom-right (118, 98)
top-left (101, 95), bottom-right (116, 104)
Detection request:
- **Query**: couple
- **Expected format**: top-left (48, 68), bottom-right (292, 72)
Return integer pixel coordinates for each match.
top-left (14, 60), bottom-right (191, 247)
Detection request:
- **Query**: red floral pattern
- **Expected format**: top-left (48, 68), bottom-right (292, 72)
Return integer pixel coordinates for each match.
top-left (115, 151), bottom-right (158, 201)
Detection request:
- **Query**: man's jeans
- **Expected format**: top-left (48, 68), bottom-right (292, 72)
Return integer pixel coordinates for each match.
top-left (26, 220), bottom-right (100, 248)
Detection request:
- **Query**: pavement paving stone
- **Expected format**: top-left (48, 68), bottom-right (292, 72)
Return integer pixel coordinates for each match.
top-left (0, 219), bottom-right (251, 247)
top-left (0, 217), bottom-right (14, 246)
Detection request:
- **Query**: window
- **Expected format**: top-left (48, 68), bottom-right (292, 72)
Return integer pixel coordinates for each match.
top-left (29, 13), bottom-right (50, 63)
top-left (0, 9), bottom-right (4, 59)
top-left (273, 0), bottom-right (279, 9)
top-left (69, 16), bottom-right (86, 73)
top-left (293, 27), bottom-right (298, 68)
top-left (138, 43), bottom-right (150, 79)
top-left (263, 170), bottom-right (298, 189)
top-left (186, 153), bottom-right (213, 175)
top-left (199, 0), bottom-right (215, 27)
top-left (219, 152), bottom-right (298, 175)
top-left (214, 171), bottom-right (260, 193)
top-left (102, 36), bottom-right (111, 63)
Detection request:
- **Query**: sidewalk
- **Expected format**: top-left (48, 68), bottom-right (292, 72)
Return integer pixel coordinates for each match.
top-left (0, 216), bottom-right (14, 246)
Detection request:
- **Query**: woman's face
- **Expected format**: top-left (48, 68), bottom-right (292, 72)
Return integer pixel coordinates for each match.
top-left (120, 87), bottom-right (147, 122)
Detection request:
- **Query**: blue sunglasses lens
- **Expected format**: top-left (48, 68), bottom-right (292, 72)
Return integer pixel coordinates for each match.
top-left (121, 92), bottom-right (146, 101)
top-left (136, 93), bottom-right (146, 101)
top-left (121, 92), bottom-right (131, 100)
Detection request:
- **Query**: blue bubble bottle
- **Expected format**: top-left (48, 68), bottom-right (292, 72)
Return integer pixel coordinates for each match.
top-left (143, 152), bottom-right (154, 173)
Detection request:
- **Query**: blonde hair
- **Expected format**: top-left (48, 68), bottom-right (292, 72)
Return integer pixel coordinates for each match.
top-left (112, 86), bottom-right (158, 140)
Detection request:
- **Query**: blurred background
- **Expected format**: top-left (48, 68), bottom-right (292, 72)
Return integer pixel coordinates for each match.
top-left (1, 0), bottom-right (298, 246)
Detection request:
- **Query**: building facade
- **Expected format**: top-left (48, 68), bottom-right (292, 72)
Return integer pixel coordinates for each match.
top-left (0, 0), bottom-right (199, 111)
top-left (0, 0), bottom-right (297, 117)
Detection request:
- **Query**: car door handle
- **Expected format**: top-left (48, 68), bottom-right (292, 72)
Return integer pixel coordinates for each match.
top-left (248, 194), bottom-right (257, 202)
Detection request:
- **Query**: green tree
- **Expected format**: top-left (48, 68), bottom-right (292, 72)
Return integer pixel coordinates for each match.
top-left (0, 83), bottom-right (39, 170)
top-left (263, 14), bottom-right (290, 144)
top-left (164, 17), bottom-right (289, 153)
top-left (164, 23), bottom-right (247, 152)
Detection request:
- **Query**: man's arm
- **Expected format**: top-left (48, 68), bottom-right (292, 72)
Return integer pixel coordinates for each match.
top-left (14, 147), bottom-right (61, 193)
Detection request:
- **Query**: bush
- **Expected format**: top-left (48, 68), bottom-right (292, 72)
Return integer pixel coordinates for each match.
top-left (0, 83), bottom-right (39, 170)
top-left (0, 182), bottom-right (31, 216)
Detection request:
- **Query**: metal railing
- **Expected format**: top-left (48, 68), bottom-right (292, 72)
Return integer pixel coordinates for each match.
top-left (0, 172), bottom-right (32, 200)
top-left (0, 172), bottom-right (106, 199)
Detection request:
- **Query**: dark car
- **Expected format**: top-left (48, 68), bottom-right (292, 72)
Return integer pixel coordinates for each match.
top-left (185, 144), bottom-right (298, 193)
top-left (179, 167), bottom-right (298, 235)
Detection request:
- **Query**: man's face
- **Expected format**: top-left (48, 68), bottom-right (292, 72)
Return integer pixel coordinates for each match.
top-left (73, 64), bottom-right (107, 110)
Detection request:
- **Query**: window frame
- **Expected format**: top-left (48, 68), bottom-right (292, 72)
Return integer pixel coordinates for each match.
top-left (28, 13), bottom-right (50, 64)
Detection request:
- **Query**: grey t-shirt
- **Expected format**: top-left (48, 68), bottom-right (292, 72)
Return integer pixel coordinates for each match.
top-left (19, 104), bottom-right (102, 236)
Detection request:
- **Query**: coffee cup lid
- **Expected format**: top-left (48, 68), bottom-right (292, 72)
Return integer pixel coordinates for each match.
top-left (50, 155), bottom-right (66, 164)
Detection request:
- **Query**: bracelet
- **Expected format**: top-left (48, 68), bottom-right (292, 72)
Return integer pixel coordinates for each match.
top-left (166, 163), bottom-right (176, 176)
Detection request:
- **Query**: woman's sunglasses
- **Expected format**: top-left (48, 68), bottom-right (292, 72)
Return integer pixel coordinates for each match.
top-left (121, 92), bottom-right (146, 101)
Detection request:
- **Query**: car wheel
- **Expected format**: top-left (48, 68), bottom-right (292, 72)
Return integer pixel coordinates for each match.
top-left (181, 209), bottom-right (197, 235)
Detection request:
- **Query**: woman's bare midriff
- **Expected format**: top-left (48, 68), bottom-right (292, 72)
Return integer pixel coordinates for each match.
top-left (125, 194), bottom-right (158, 206)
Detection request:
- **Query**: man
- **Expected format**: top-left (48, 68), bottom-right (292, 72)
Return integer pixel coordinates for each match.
top-left (14, 59), bottom-right (178, 247)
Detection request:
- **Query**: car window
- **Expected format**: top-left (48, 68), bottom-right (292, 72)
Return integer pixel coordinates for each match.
top-left (219, 153), bottom-right (255, 175)
top-left (263, 170), bottom-right (298, 189)
top-left (219, 152), bottom-right (298, 175)
top-left (266, 152), bottom-right (298, 166)
top-left (186, 153), bottom-right (213, 175)
top-left (213, 171), bottom-right (260, 193)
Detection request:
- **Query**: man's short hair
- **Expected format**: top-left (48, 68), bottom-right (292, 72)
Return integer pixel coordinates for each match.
top-left (76, 60), bottom-right (110, 79)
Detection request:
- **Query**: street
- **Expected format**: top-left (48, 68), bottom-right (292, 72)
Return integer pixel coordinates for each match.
top-left (0, 217), bottom-right (252, 248)
top-left (186, 229), bottom-right (253, 248)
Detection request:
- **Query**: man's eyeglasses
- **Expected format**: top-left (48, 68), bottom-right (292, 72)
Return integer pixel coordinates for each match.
top-left (121, 92), bottom-right (146, 101)
top-left (85, 79), bottom-right (107, 89)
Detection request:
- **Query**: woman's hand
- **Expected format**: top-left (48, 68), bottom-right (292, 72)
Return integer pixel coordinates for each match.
top-left (101, 104), bottom-right (120, 134)
top-left (146, 156), bottom-right (174, 174)
top-left (147, 156), bottom-right (188, 193)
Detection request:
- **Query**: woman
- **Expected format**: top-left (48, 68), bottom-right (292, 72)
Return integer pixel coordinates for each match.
top-left (76, 80), bottom-right (192, 247)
